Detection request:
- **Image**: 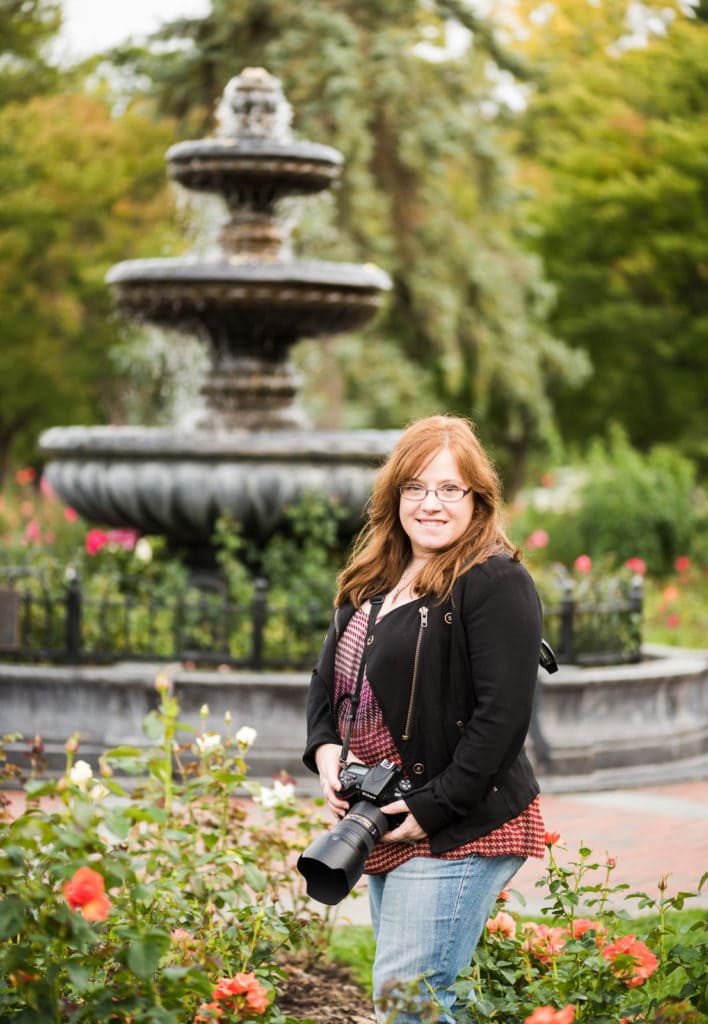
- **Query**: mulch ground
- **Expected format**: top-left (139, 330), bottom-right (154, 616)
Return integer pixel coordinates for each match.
top-left (277, 960), bottom-right (375, 1024)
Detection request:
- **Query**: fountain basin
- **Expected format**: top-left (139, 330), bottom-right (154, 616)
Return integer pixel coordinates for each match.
top-left (166, 138), bottom-right (344, 199)
top-left (40, 426), bottom-right (401, 544)
top-left (106, 259), bottom-right (391, 339)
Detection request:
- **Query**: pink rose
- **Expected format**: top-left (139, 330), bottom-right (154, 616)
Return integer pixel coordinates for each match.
top-left (525, 529), bottom-right (550, 550)
top-left (574, 554), bottom-right (592, 573)
top-left (624, 557), bottom-right (646, 576)
top-left (85, 529), bottom-right (109, 556)
top-left (486, 911), bottom-right (516, 938)
top-left (106, 528), bottom-right (139, 550)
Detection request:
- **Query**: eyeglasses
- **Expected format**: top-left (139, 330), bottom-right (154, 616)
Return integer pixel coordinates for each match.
top-left (399, 484), bottom-right (472, 503)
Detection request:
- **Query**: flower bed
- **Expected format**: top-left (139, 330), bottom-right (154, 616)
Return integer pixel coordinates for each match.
top-left (0, 677), bottom-right (338, 1023)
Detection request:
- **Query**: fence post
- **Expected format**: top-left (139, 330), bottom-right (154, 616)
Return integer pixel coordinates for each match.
top-left (629, 574), bottom-right (644, 613)
top-left (559, 579), bottom-right (575, 663)
top-left (65, 570), bottom-right (82, 664)
top-left (251, 577), bottom-right (268, 670)
top-left (629, 573), bottom-right (644, 662)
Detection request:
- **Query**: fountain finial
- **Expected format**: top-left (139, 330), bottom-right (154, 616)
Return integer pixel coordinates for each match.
top-left (216, 67), bottom-right (293, 143)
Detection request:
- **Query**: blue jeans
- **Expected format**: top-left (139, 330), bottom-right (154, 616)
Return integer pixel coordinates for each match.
top-left (367, 853), bottom-right (525, 1024)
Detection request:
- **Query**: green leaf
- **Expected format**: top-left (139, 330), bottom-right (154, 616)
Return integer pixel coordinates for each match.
top-left (143, 710), bottom-right (165, 740)
top-left (125, 930), bottom-right (171, 979)
top-left (3, 844), bottom-right (26, 867)
top-left (0, 894), bottom-right (26, 938)
top-left (64, 958), bottom-right (91, 991)
top-left (24, 779), bottom-right (57, 798)
top-left (107, 745), bottom-right (144, 759)
top-left (243, 863), bottom-right (267, 892)
top-left (103, 809), bottom-right (132, 840)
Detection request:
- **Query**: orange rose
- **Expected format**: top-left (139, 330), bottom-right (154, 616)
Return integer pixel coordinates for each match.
top-left (525, 1006), bottom-right (575, 1024)
top-left (63, 866), bottom-right (111, 922)
top-left (212, 973), bottom-right (270, 1016)
top-left (601, 934), bottom-right (658, 988)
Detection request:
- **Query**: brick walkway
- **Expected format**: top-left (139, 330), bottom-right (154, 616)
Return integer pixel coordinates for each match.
top-left (335, 779), bottom-right (708, 924)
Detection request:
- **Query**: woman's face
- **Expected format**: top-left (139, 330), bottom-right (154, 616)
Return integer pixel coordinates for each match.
top-left (398, 447), bottom-right (474, 561)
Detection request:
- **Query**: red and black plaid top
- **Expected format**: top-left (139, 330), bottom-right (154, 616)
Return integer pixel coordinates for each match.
top-left (333, 605), bottom-right (546, 875)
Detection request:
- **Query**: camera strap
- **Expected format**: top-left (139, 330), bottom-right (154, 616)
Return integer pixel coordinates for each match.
top-left (339, 594), bottom-right (384, 768)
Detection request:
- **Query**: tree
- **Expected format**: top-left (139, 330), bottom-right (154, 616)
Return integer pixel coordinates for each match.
top-left (108, 0), bottom-right (588, 485)
top-left (0, 91), bottom-right (178, 472)
top-left (506, 2), bottom-right (708, 460)
top-left (0, 0), bottom-right (62, 105)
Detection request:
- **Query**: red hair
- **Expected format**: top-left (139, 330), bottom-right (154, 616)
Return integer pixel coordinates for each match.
top-left (336, 415), bottom-right (519, 607)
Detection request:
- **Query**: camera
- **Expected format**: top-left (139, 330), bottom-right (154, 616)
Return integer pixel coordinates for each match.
top-left (296, 759), bottom-right (412, 905)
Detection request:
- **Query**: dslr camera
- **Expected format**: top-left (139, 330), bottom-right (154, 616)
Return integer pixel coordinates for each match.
top-left (297, 758), bottom-right (412, 905)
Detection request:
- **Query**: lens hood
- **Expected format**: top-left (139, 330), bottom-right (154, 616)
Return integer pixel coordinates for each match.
top-left (296, 800), bottom-right (389, 905)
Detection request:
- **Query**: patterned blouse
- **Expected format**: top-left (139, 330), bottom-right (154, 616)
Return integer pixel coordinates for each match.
top-left (333, 605), bottom-right (546, 875)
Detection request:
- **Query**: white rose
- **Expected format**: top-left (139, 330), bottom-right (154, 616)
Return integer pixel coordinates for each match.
top-left (255, 779), bottom-right (295, 809)
top-left (69, 759), bottom-right (93, 789)
top-left (134, 538), bottom-right (152, 563)
top-left (89, 783), bottom-right (109, 802)
top-left (195, 732), bottom-right (222, 756)
top-left (235, 725), bottom-right (257, 750)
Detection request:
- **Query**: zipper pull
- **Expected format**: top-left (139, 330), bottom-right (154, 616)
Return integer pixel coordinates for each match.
top-left (419, 606), bottom-right (428, 628)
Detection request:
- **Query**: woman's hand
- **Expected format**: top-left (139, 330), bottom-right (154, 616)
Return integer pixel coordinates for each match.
top-left (314, 743), bottom-right (350, 820)
top-left (379, 799), bottom-right (428, 844)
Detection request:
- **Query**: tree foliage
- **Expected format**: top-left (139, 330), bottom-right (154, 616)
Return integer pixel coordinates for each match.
top-left (508, 1), bottom-right (708, 460)
top-left (0, 0), bottom-right (62, 104)
top-left (0, 90), bottom-right (178, 471)
top-left (108, 0), bottom-right (588, 483)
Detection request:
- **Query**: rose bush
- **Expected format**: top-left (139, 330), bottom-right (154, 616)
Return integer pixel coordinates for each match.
top-left (0, 677), bottom-right (335, 1023)
top-left (455, 836), bottom-right (707, 1024)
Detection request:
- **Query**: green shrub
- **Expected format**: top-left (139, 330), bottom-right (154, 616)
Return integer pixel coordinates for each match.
top-left (511, 428), bottom-right (702, 576)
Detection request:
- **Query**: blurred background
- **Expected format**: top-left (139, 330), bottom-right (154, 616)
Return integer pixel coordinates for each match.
top-left (1, 0), bottom-right (706, 647)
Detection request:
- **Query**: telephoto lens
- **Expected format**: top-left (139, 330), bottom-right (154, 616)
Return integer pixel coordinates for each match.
top-left (296, 800), bottom-right (390, 905)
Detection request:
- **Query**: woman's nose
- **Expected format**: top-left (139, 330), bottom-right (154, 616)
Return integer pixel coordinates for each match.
top-left (420, 488), bottom-right (443, 509)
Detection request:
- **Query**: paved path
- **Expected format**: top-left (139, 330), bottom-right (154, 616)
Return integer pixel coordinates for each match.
top-left (333, 779), bottom-right (708, 926)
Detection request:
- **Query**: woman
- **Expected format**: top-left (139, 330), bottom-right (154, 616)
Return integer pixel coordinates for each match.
top-left (303, 415), bottom-right (547, 1023)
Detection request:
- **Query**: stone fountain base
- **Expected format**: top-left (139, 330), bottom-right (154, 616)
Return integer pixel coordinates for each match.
top-left (2, 646), bottom-right (707, 794)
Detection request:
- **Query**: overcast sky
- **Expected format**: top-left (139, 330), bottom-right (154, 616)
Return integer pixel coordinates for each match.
top-left (56, 0), bottom-right (210, 60)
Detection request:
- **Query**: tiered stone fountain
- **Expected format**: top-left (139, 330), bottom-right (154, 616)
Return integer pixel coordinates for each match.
top-left (39, 68), bottom-right (397, 556)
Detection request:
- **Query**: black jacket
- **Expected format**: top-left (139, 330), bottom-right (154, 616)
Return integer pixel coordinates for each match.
top-left (303, 554), bottom-right (544, 854)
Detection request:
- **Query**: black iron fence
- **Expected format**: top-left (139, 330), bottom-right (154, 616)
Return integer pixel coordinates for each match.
top-left (0, 568), bottom-right (643, 669)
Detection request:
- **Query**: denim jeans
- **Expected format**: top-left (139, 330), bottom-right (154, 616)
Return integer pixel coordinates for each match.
top-left (367, 853), bottom-right (525, 1024)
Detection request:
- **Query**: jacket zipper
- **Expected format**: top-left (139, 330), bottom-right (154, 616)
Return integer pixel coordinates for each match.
top-left (401, 605), bottom-right (428, 741)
